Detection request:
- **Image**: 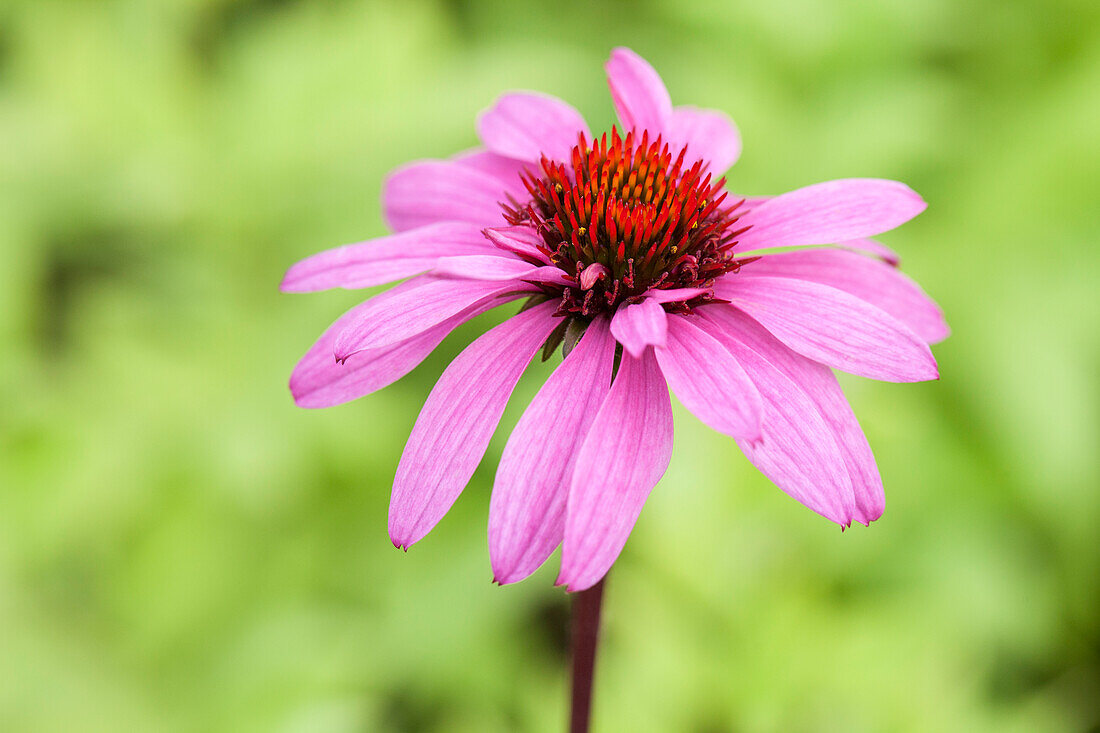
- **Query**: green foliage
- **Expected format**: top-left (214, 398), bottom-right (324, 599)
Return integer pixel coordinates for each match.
top-left (1, 0), bottom-right (1097, 730)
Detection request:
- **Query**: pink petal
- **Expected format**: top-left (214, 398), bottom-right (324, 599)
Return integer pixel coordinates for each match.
top-left (579, 263), bottom-right (610, 290)
top-left (715, 275), bottom-right (938, 382)
top-left (610, 298), bottom-right (668, 357)
top-left (701, 305), bottom-right (884, 524)
top-left (695, 312), bottom-right (856, 525)
top-left (290, 298), bottom-right (496, 409)
top-left (733, 195), bottom-right (901, 266)
top-left (665, 105), bottom-right (742, 173)
top-left (605, 47), bottom-right (672, 135)
top-left (333, 276), bottom-right (532, 359)
top-left (747, 249), bottom-right (949, 343)
top-left (433, 254), bottom-right (545, 281)
top-left (483, 226), bottom-right (552, 264)
top-left (655, 314), bottom-right (763, 440)
top-left (383, 160), bottom-right (511, 233)
top-left (737, 179), bottom-right (927, 252)
top-left (281, 223), bottom-right (498, 293)
top-left (433, 254), bottom-right (570, 286)
top-left (734, 194), bottom-right (771, 210)
top-left (732, 197), bottom-right (901, 265)
top-left (451, 148), bottom-right (531, 199)
top-left (489, 317), bottom-right (616, 584)
top-left (519, 266), bottom-right (575, 286)
top-left (477, 92), bottom-right (589, 164)
top-left (389, 301), bottom-right (559, 548)
top-left (841, 238), bottom-right (901, 266)
top-left (643, 286), bottom-right (710, 304)
top-left (558, 348), bottom-right (673, 592)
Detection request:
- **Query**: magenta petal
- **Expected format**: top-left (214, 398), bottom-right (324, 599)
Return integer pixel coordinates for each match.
top-left (281, 223), bottom-right (498, 293)
top-left (732, 197), bottom-right (901, 265)
top-left (433, 254), bottom-right (543, 281)
top-left (841, 238), bottom-right (901, 266)
top-left (489, 317), bottom-right (616, 585)
top-left (735, 194), bottom-right (771, 210)
top-left (383, 160), bottom-right (511, 233)
top-left (433, 255), bottom-right (569, 286)
top-left (333, 276), bottom-right (531, 359)
top-left (452, 149), bottom-right (530, 199)
top-left (748, 249), bottom-right (949, 343)
top-left (715, 275), bottom-right (938, 382)
top-left (643, 287), bottom-right (710, 304)
top-left (579, 263), bottom-right (610, 289)
top-left (389, 302), bottom-right (559, 548)
top-left (665, 105), bottom-right (742, 173)
top-left (695, 313), bottom-right (856, 524)
top-left (605, 47), bottom-right (672, 135)
top-left (477, 92), bottom-right (589, 164)
top-left (610, 298), bottom-right (668, 357)
top-left (483, 226), bottom-right (552, 263)
top-left (290, 298), bottom-right (495, 409)
top-left (655, 314), bottom-right (763, 440)
top-left (701, 305), bottom-right (884, 524)
top-left (737, 179), bottom-right (927, 251)
top-left (519, 267), bottom-right (575, 286)
top-left (558, 348), bottom-right (673, 592)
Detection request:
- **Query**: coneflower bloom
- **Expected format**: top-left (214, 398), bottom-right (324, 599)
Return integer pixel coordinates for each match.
top-left (283, 48), bottom-right (947, 592)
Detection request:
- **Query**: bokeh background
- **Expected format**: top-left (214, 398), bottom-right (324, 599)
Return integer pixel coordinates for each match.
top-left (2, 0), bottom-right (1098, 731)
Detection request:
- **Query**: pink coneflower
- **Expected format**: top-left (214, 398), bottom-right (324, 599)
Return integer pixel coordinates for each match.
top-left (283, 48), bottom-right (947, 595)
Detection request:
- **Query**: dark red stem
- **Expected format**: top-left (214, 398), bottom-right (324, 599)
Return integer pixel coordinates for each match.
top-left (569, 577), bottom-right (606, 733)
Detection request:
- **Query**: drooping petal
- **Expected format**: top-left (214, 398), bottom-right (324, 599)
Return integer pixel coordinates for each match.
top-left (736, 179), bottom-right (927, 252)
top-left (610, 298), bottom-right (667, 357)
top-left (605, 47), bottom-right (672, 135)
top-left (654, 314), bottom-right (762, 440)
top-left (477, 92), bottom-right (589, 164)
top-left (383, 160), bottom-right (512, 232)
top-left (334, 276), bottom-right (532, 359)
top-left (483, 226), bottom-right (552, 263)
top-left (664, 105), bottom-right (742, 173)
top-left (558, 348), bottom-right (673, 592)
top-left (701, 305), bottom-right (883, 524)
top-left (714, 275), bottom-right (938, 382)
top-left (290, 298), bottom-right (497, 408)
top-left (694, 313), bottom-right (856, 524)
top-left (389, 301), bottom-right (559, 548)
top-left (747, 249), bottom-right (949, 343)
top-left (489, 317), bottom-right (616, 585)
top-left (280, 223), bottom-right (498, 293)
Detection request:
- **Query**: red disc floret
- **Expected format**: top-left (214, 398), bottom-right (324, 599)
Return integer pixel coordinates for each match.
top-left (503, 127), bottom-right (752, 318)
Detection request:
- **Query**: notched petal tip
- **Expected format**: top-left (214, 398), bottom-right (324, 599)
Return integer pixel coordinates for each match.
top-left (492, 570), bottom-right (522, 587)
top-left (553, 571), bottom-right (591, 594)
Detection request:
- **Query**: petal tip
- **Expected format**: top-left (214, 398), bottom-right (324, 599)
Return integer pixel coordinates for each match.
top-left (388, 525), bottom-right (416, 552)
top-left (279, 272), bottom-right (300, 293)
top-left (492, 571), bottom-right (519, 587)
top-left (606, 46), bottom-right (632, 66)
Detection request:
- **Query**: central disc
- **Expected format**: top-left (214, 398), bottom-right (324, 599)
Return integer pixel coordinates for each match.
top-left (503, 128), bottom-right (750, 317)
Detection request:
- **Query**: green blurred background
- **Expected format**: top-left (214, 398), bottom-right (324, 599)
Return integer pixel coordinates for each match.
top-left (2, 0), bottom-right (1098, 731)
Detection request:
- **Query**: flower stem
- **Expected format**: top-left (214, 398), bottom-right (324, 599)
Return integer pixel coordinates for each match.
top-left (569, 577), bottom-right (606, 733)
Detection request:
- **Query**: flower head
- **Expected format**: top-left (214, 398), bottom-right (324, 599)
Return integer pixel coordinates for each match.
top-left (283, 48), bottom-right (947, 592)
top-left (504, 128), bottom-right (750, 318)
